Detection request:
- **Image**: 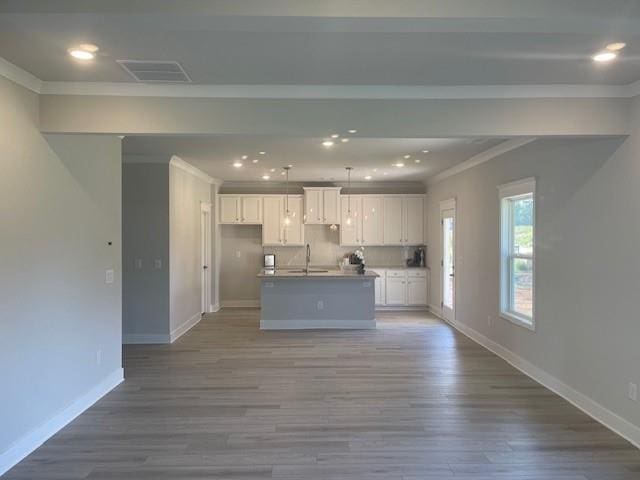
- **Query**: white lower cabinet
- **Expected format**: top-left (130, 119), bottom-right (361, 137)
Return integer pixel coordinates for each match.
top-left (372, 268), bottom-right (428, 308)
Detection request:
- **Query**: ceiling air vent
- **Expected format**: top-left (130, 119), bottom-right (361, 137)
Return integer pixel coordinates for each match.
top-left (116, 60), bottom-right (191, 83)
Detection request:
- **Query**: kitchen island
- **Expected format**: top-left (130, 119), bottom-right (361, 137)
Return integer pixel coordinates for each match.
top-left (257, 269), bottom-right (379, 330)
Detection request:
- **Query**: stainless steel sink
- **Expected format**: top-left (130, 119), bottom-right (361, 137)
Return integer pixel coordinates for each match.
top-left (283, 269), bottom-right (329, 274)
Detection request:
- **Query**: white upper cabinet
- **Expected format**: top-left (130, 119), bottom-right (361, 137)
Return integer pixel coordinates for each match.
top-left (403, 196), bottom-right (424, 245)
top-left (282, 196), bottom-right (304, 246)
top-left (361, 196), bottom-right (384, 246)
top-left (304, 187), bottom-right (341, 224)
top-left (263, 195), bottom-right (304, 246)
top-left (383, 196), bottom-right (404, 246)
top-left (304, 188), bottom-right (323, 224)
top-left (219, 195), bottom-right (262, 224)
top-left (241, 196), bottom-right (262, 224)
top-left (340, 195), bottom-right (362, 246)
top-left (262, 196), bottom-right (283, 245)
top-left (220, 196), bottom-right (240, 223)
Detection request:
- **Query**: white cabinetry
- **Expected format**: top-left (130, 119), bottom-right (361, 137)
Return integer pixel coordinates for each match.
top-left (382, 195), bottom-right (424, 245)
top-left (361, 196), bottom-right (384, 246)
top-left (262, 195), bottom-right (304, 246)
top-left (219, 195), bottom-right (262, 224)
top-left (340, 195), bottom-right (362, 246)
top-left (304, 187), bottom-right (341, 224)
top-left (383, 196), bottom-right (404, 246)
top-left (371, 268), bottom-right (429, 308)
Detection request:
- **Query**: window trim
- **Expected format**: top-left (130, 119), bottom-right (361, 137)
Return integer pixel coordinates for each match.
top-left (498, 177), bottom-right (536, 331)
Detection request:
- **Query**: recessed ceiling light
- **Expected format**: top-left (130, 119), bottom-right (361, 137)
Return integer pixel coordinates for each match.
top-left (241, 155), bottom-right (248, 160)
top-left (331, 134), bottom-right (340, 139)
top-left (281, 171), bottom-right (286, 176)
top-left (422, 150), bottom-right (430, 154)
top-left (341, 138), bottom-right (349, 143)
top-left (270, 168), bottom-right (276, 172)
top-left (68, 43), bottom-right (98, 60)
top-left (364, 175), bottom-right (372, 180)
top-left (606, 42), bottom-right (626, 51)
top-left (414, 159), bottom-right (421, 164)
top-left (252, 159), bottom-right (259, 163)
top-left (322, 140), bottom-right (334, 147)
top-left (403, 155), bottom-right (411, 159)
top-left (593, 51), bottom-right (617, 62)
top-left (348, 129), bottom-right (357, 134)
top-left (232, 161), bottom-right (243, 168)
top-left (383, 172), bottom-right (388, 176)
top-left (259, 151), bottom-right (266, 155)
top-left (393, 162), bottom-right (405, 168)
top-left (287, 164), bottom-right (293, 168)
top-left (262, 175), bottom-right (270, 180)
top-left (373, 168), bottom-right (378, 172)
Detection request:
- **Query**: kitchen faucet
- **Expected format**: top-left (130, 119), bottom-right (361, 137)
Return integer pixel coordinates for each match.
top-left (305, 243), bottom-right (311, 273)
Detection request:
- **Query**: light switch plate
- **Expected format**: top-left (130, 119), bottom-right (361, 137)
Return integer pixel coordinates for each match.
top-left (154, 259), bottom-right (162, 269)
top-left (105, 269), bottom-right (114, 284)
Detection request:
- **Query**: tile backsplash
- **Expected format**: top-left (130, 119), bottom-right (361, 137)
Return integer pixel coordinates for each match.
top-left (264, 225), bottom-right (414, 267)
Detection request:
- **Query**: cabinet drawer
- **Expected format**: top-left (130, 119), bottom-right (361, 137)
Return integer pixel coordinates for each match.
top-left (407, 269), bottom-right (427, 278)
top-left (386, 269), bottom-right (406, 278)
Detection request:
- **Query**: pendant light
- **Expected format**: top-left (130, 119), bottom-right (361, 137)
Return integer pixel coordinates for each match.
top-left (343, 167), bottom-right (354, 230)
top-left (282, 166), bottom-right (294, 229)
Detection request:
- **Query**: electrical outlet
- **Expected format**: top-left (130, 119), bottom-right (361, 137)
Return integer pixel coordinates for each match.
top-left (96, 349), bottom-right (102, 365)
top-left (154, 259), bottom-right (162, 269)
top-left (317, 300), bottom-right (324, 310)
top-left (629, 382), bottom-right (638, 402)
top-left (105, 269), bottom-right (114, 284)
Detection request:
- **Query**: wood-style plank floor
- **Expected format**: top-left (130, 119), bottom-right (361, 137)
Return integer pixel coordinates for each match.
top-left (4, 309), bottom-right (640, 479)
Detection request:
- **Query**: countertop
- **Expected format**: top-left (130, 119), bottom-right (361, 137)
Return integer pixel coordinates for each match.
top-left (257, 268), bottom-right (379, 279)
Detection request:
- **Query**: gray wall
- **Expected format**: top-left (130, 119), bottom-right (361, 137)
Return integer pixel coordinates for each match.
top-left (0, 77), bottom-right (122, 454)
top-left (169, 162), bottom-right (212, 331)
top-left (122, 162), bottom-right (170, 339)
top-left (427, 124), bottom-right (640, 431)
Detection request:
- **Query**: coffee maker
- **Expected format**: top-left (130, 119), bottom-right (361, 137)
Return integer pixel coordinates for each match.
top-left (407, 246), bottom-right (426, 267)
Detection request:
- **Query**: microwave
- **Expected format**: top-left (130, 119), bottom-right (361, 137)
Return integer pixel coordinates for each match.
top-left (264, 254), bottom-right (276, 269)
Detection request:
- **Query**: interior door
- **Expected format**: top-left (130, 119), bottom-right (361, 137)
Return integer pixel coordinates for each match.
top-left (441, 206), bottom-right (456, 321)
top-left (200, 204), bottom-right (212, 314)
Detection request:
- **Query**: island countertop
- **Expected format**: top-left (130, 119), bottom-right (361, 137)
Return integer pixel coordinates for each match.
top-left (257, 268), bottom-right (379, 279)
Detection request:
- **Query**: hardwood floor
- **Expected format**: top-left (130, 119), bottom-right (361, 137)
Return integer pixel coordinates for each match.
top-left (4, 309), bottom-right (640, 479)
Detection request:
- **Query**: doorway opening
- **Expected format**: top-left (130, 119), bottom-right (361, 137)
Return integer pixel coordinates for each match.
top-left (440, 199), bottom-right (456, 322)
top-left (201, 202), bottom-right (212, 315)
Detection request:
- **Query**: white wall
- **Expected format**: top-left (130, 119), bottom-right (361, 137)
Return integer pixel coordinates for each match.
top-left (427, 108), bottom-right (640, 442)
top-left (169, 161), bottom-right (212, 334)
top-left (0, 76), bottom-right (123, 470)
top-left (122, 161), bottom-right (170, 342)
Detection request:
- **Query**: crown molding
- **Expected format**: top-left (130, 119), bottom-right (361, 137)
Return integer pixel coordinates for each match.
top-left (0, 57), bottom-right (42, 93)
top-left (169, 156), bottom-right (215, 184)
top-left (38, 81), bottom-right (639, 99)
top-left (427, 137), bottom-right (537, 186)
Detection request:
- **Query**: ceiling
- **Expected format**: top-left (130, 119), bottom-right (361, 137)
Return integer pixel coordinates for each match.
top-left (1, 1), bottom-right (640, 86)
top-left (122, 136), bottom-right (506, 182)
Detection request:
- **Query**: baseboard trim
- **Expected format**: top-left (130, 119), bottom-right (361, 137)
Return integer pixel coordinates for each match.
top-left (446, 317), bottom-right (640, 450)
top-left (221, 300), bottom-right (260, 308)
top-left (428, 304), bottom-right (445, 319)
top-left (376, 305), bottom-right (429, 311)
top-left (170, 312), bottom-right (201, 343)
top-left (260, 319), bottom-right (376, 330)
top-left (210, 303), bottom-right (220, 313)
top-left (123, 333), bottom-right (170, 344)
top-left (0, 368), bottom-right (124, 476)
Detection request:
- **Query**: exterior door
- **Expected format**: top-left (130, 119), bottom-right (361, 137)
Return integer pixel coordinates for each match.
top-left (440, 201), bottom-right (456, 322)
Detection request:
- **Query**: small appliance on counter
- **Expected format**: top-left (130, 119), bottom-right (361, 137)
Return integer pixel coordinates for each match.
top-left (406, 246), bottom-right (426, 267)
top-left (264, 254), bottom-right (276, 271)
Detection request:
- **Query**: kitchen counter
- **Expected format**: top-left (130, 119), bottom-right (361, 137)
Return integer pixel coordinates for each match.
top-left (257, 268), bottom-right (378, 279)
top-left (258, 267), bottom-right (376, 330)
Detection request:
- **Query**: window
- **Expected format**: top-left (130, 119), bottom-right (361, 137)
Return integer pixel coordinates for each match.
top-left (499, 178), bottom-right (535, 330)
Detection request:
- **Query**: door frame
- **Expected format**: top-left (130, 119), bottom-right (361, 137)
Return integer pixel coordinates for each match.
top-left (200, 202), bottom-right (212, 314)
top-left (439, 198), bottom-right (456, 323)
